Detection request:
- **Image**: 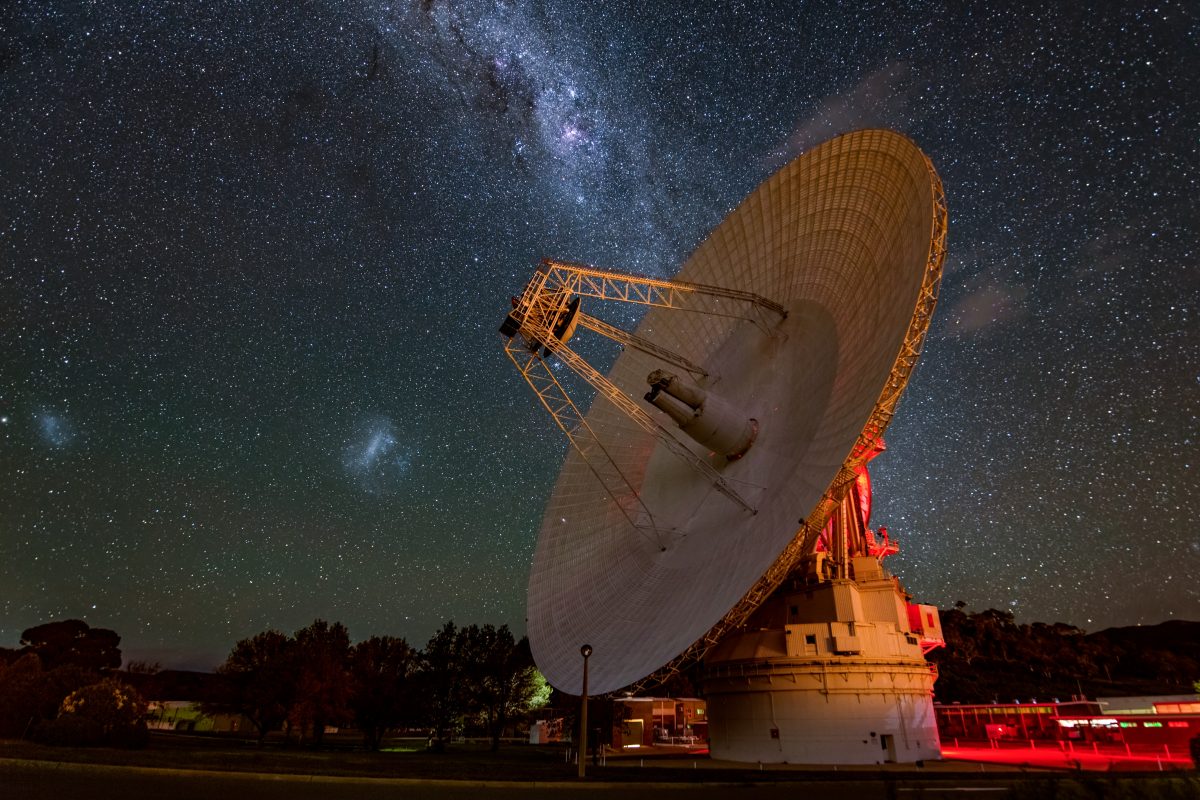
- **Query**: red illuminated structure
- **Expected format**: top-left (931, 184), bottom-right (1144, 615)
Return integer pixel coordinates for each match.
top-left (810, 439), bottom-right (944, 654)
top-left (936, 698), bottom-right (1200, 769)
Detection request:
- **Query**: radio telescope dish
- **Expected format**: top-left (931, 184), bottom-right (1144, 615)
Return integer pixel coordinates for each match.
top-left (502, 129), bottom-right (947, 695)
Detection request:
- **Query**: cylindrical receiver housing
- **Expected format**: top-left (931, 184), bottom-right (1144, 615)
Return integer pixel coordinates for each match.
top-left (679, 392), bottom-right (757, 459)
top-left (646, 371), bottom-right (758, 459)
top-left (647, 369), bottom-right (706, 409)
top-left (647, 391), bottom-right (694, 428)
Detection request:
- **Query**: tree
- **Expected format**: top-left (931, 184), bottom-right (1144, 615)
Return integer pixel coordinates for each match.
top-left (0, 618), bottom-right (122, 739)
top-left (0, 654), bottom-right (57, 738)
top-left (289, 620), bottom-right (352, 745)
top-left (55, 677), bottom-right (148, 747)
top-left (419, 621), bottom-right (466, 751)
top-left (212, 630), bottom-right (295, 744)
top-left (460, 626), bottom-right (541, 752)
top-left (973, 608), bottom-right (1018, 662)
top-left (938, 607), bottom-right (978, 665)
top-left (20, 620), bottom-right (121, 672)
top-left (930, 610), bottom-right (1198, 703)
top-left (350, 635), bottom-right (416, 750)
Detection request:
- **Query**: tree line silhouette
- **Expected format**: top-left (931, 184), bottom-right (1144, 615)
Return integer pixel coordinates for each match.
top-left (930, 605), bottom-right (1200, 703)
top-left (0, 618), bottom-right (545, 750)
top-left (0, 620), bottom-right (146, 746)
top-left (206, 619), bottom-right (544, 750)
top-left (3, 609), bottom-right (1197, 749)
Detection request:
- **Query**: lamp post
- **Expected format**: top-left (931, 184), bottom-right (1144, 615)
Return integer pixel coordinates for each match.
top-left (578, 644), bottom-right (592, 779)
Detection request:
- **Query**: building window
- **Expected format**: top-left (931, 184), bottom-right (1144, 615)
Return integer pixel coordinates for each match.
top-left (805, 634), bottom-right (817, 645)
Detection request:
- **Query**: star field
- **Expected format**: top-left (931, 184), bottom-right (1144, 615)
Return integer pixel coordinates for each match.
top-left (1, 1), bottom-right (1197, 669)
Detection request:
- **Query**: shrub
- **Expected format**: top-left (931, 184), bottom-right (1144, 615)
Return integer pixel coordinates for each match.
top-left (50, 677), bottom-right (148, 748)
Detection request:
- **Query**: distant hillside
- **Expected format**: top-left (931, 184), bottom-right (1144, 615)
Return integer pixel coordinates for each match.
top-left (120, 669), bottom-right (230, 701)
top-left (928, 609), bottom-right (1199, 704)
top-left (1090, 619), bottom-right (1200, 663)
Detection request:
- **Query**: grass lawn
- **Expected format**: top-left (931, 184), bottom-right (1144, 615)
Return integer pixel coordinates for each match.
top-left (1, 734), bottom-right (589, 782)
top-left (0, 734), bottom-right (982, 783)
top-left (3, 733), bottom-right (1197, 791)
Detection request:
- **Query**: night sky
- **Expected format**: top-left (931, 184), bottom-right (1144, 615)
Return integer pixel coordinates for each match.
top-left (2, 1), bottom-right (1196, 670)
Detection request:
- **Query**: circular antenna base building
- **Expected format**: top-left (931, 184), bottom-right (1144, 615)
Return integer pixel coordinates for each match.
top-left (703, 568), bottom-right (941, 764)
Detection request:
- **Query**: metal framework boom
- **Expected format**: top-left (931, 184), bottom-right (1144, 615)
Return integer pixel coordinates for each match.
top-left (500, 259), bottom-right (788, 523)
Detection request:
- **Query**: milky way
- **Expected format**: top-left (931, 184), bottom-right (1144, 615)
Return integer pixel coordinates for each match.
top-left (1, 1), bottom-right (1196, 668)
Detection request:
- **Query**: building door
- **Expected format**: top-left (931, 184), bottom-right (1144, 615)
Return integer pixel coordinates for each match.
top-left (881, 734), bottom-right (897, 763)
top-left (620, 719), bottom-right (644, 748)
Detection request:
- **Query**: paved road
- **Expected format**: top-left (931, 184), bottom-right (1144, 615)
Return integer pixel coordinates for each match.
top-left (2, 761), bottom-right (1017, 800)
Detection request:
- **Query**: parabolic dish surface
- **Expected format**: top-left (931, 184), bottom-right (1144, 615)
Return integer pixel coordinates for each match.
top-left (527, 129), bottom-right (945, 694)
